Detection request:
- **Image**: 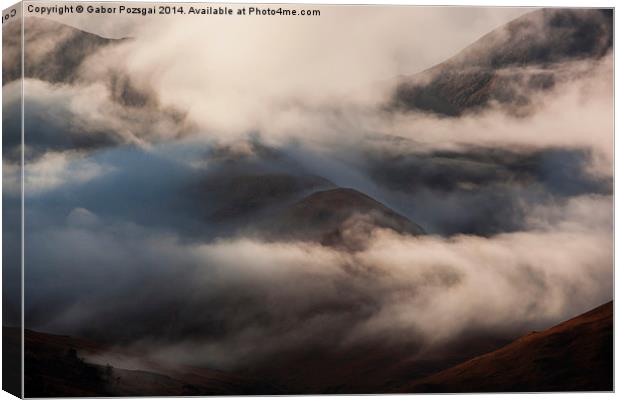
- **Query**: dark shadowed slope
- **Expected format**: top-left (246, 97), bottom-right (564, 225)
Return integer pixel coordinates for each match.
top-left (189, 146), bottom-right (425, 244)
top-left (401, 301), bottom-right (613, 393)
top-left (242, 334), bottom-right (513, 394)
top-left (198, 173), bottom-right (334, 223)
top-left (10, 328), bottom-right (282, 397)
top-left (268, 188), bottom-right (425, 247)
top-left (392, 8), bottom-right (612, 116)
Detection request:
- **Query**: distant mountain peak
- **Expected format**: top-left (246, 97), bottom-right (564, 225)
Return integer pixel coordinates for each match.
top-left (391, 8), bottom-right (612, 117)
top-left (448, 8), bottom-right (612, 70)
top-left (269, 187), bottom-right (425, 248)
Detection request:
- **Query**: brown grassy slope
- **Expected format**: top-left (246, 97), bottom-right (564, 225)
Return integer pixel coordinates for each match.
top-left (401, 301), bottom-right (613, 393)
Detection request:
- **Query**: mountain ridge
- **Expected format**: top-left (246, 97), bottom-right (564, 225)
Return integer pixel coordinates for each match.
top-left (401, 301), bottom-right (613, 392)
top-left (266, 187), bottom-right (425, 247)
top-left (391, 8), bottom-right (612, 116)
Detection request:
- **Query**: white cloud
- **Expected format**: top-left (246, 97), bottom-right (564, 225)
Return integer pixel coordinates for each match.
top-left (14, 152), bottom-right (111, 195)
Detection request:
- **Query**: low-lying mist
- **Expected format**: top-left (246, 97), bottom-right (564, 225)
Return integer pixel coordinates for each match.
top-left (24, 191), bottom-right (611, 370)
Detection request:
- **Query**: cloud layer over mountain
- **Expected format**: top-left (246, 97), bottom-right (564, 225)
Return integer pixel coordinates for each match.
top-left (3, 7), bottom-right (612, 379)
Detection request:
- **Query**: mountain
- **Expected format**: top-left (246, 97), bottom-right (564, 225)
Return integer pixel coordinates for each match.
top-left (3, 17), bottom-right (121, 84)
top-left (391, 8), bottom-right (612, 116)
top-left (194, 171), bottom-right (425, 246)
top-left (197, 173), bottom-right (334, 223)
top-left (401, 301), bottom-right (613, 392)
top-left (2, 17), bottom-right (193, 158)
top-left (190, 142), bottom-right (425, 244)
top-left (268, 188), bottom-right (425, 247)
